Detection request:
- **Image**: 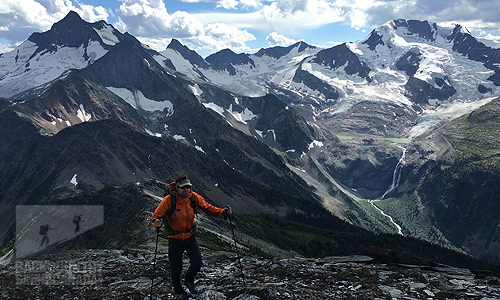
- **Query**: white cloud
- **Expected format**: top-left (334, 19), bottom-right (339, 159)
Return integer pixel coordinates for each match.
top-left (266, 32), bottom-right (296, 46)
top-left (5, 0), bottom-right (108, 27)
top-left (0, 42), bottom-right (15, 54)
top-left (347, 0), bottom-right (500, 35)
top-left (187, 22), bottom-right (255, 53)
top-left (240, 0), bottom-right (262, 9)
top-left (217, 0), bottom-right (239, 9)
top-left (116, 0), bottom-right (205, 38)
top-left (476, 33), bottom-right (500, 49)
top-left (114, 0), bottom-right (256, 53)
top-left (206, 22), bottom-right (255, 44)
top-left (181, 0), bottom-right (258, 9)
top-left (258, 0), bottom-right (343, 33)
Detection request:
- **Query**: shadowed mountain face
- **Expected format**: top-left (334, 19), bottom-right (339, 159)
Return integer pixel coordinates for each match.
top-left (0, 108), bottom-right (319, 249)
top-left (0, 11), bottom-right (322, 258)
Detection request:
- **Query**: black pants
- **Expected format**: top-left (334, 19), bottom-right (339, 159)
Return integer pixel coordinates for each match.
top-left (168, 234), bottom-right (202, 289)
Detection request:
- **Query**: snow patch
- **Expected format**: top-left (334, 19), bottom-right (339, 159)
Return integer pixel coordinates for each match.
top-left (195, 145), bottom-right (205, 153)
top-left (189, 84), bottom-right (203, 96)
top-left (157, 48), bottom-right (203, 80)
top-left (228, 104), bottom-right (257, 124)
top-left (70, 174), bottom-right (78, 186)
top-left (77, 104), bottom-right (91, 122)
top-left (145, 129), bottom-right (161, 137)
top-left (93, 24), bottom-right (120, 46)
top-left (107, 87), bottom-right (174, 115)
top-left (203, 101), bottom-right (257, 124)
top-left (203, 102), bottom-right (225, 116)
top-left (268, 130), bottom-right (276, 141)
top-left (308, 140), bottom-right (323, 149)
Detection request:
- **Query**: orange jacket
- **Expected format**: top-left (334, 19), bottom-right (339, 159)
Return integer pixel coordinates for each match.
top-left (152, 182), bottom-right (224, 240)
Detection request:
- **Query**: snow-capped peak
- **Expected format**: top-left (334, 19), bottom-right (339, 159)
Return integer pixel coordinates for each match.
top-left (0, 11), bottom-right (122, 99)
top-left (155, 20), bottom-right (500, 139)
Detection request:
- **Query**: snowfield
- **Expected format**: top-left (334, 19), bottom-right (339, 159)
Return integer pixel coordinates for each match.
top-left (0, 40), bottom-right (108, 98)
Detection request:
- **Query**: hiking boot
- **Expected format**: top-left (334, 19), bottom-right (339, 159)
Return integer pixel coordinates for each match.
top-left (184, 280), bottom-right (197, 294)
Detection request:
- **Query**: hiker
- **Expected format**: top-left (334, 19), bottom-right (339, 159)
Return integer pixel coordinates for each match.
top-left (73, 215), bottom-right (83, 233)
top-left (38, 223), bottom-right (55, 247)
top-left (152, 173), bottom-right (232, 295)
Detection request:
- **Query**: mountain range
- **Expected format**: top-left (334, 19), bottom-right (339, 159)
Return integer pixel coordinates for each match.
top-left (0, 11), bottom-right (499, 269)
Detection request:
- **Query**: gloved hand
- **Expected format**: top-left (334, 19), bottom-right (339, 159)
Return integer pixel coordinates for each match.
top-left (223, 206), bottom-right (232, 219)
top-left (154, 217), bottom-right (162, 229)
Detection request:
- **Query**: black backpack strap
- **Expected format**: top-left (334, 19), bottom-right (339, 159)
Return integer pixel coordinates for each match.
top-left (170, 194), bottom-right (177, 220)
top-left (190, 194), bottom-right (197, 215)
top-left (162, 194), bottom-right (177, 235)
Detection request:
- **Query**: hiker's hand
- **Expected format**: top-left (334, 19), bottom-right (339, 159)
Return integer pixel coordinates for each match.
top-left (223, 206), bottom-right (232, 218)
top-left (154, 218), bottom-right (162, 229)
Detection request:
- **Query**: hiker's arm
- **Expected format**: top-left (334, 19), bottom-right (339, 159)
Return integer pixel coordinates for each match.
top-left (152, 196), bottom-right (170, 228)
top-left (195, 194), bottom-right (226, 217)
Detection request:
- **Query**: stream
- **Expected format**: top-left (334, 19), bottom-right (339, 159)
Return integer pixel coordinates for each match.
top-left (369, 146), bottom-right (407, 235)
top-left (369, 199), bottom-right (403, 235)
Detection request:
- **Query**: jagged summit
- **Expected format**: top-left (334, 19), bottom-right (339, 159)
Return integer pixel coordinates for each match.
top-left (167, 38), bottom-right (208, 68)
top-left (51, 10), bottom-right (85, 29)
top-left (254, 41), bottom-right (316, 59)
top-left (29, 11), bottom-right (112, 50)
top-left (312, 43), bottom-right (371, 80)
top-left (392, 19), bottom-right (439, 41)
top-left (205, 49), bottom-right (255, 75)
top-left (361, 19), bottom-right (441, 51)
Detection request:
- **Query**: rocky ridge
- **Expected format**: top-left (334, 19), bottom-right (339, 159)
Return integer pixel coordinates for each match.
top-left (1, 246), bottom-right (499, 300)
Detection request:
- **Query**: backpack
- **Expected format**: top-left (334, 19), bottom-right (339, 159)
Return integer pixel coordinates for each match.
top-left (162, 192), bottom-right (197, 236)
top-left (39, 224), bottom-right (49, 235)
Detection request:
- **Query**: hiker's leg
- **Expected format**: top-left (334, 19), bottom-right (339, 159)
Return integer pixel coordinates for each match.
top-left (168, 238), bottom-right (184, 292)
top-left (185, 235), bottom-right (202, 283)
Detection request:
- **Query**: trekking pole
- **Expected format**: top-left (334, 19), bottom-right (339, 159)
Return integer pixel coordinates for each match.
top-left (228, 213), bottom-right (244, 280)
top-left (150, 216), bottom-right (161, 299)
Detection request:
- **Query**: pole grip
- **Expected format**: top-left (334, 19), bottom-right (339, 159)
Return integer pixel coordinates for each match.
top-left (153, 215), bottom-right (162, 230)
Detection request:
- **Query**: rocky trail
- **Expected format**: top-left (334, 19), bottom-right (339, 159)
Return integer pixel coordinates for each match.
top-left (1, 245), bottom-right (500, 300)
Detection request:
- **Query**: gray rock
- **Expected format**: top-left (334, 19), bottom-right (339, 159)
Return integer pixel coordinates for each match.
top-left (1, 248), bottom-right (499, 299)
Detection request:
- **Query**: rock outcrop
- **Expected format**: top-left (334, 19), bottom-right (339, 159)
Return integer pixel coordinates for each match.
top-left (1, 246), bottom-right (499, 299)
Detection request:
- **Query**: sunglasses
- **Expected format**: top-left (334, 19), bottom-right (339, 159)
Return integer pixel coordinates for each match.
top-left (178, 186), bottom-right (191, 190)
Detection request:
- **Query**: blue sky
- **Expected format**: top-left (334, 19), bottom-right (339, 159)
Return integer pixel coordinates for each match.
top-left (1, 0), bottom-right (500, 57)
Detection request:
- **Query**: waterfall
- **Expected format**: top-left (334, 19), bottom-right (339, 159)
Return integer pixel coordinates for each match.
top-left (380, 146), bottom-right (406, 200)
top-left (367, 146), bottom-right (407, 236)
